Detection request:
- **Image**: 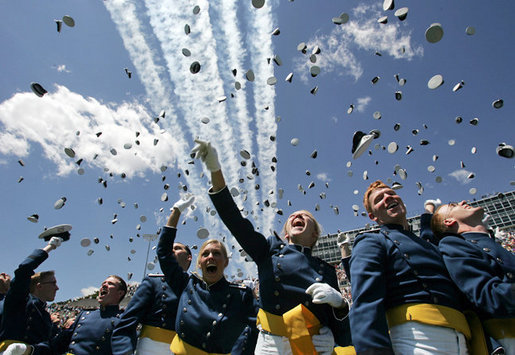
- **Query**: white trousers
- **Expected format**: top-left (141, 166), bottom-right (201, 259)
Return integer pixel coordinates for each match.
top-left (254, 326), bottom-right (292, 355)
top-left (135, 336), bottom-right (174, 355)
top-left (498, 337), bottom-right (515, 354)
top-left (390, 321), bottom-right (468, 355)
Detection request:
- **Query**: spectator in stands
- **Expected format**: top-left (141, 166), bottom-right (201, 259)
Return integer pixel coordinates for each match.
top-left (432, 200), bottom-right (515, 353)
top-left (0, 273), bottom-right (11, 326)
top-left (111, 197), bottom-right (194, 355)
top-left (349, 180), bottom-right (470, 354)
top-left (52, 275), bottom-right (127, 354)
top-left (191, 139), bottom-right (351, 354)
top-left (157, 195), bottom-right (259, 354)
top-left (0, 235), bottom-right (65, 355)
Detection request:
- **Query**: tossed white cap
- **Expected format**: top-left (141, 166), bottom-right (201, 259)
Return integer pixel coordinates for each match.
top-left (290, 138), bottom-right (299, 146)
top-left (425, 23), bottom-right (444, 43)
top-left (197, 227), bottom-right (209, 239)
top-left (427, 74), bottom-right (444, 89)
top-left (465, 26), bottom-right (475, 35)
top-left (193, 5), bottom-right (201, 14)
top-left (182, 48), bottom-right (191, 57)
top-left (383, 0), bottom-right (394, 11)
top-left (64, 147), bottom-right (76, 158)
top-left (492, 99), bottom-right (503, 109)
top-left (394, 7), bottom-right (408, 21)
top-left (246, 69), bottom-right (255, 81)
top-left (387, 141), bottom-right (398, 154)
top-left (190, 61), bottom-right (201, 74)
top-left (252, 0), bottom-right (265, 8)
top-left (62, 15), bottom-right (75, 27)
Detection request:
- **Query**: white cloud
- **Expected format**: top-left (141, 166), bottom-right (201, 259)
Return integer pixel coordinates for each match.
top-left (56, 64), bottom-right (70, 73)
top-left (0, 85), bottom-right (180, 177)
top-left (80, 286), bottom-right (98, 297)
top-left (449, 169), bottom-right (473, 185)
top-left (356, 96), bottom-right (372, 112)
top-left (294, 3), bottom-right (423, 82)
top-left (316, 172), bottom-right (331, 182)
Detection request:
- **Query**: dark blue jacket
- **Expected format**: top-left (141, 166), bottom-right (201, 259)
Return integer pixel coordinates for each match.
top-left (158, 226), bottom-right (258, 353)
top-left (439, 231), bottom-right (515, 319)
top-left (53, 305), bottom-right (122, 354)
top-left (209, 186), bottom-right (351, 347)
top-left (111, 273), bottom-right (182, 354)
top-left (0, 249), bottom-right (54, 354)
top-left (349, 218), bottom-right (463, 354)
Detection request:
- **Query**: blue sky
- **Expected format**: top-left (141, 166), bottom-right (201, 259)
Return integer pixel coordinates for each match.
top-left (1, 0), bottom-right (513, 302)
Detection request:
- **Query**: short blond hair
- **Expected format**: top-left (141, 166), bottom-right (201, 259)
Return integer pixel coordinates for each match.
top-left (30, 271), bottom-right (55, 293)
top-left (196, 239), bottom-right (228, 268)
top-left (281, 210), bottom-right (322, 240)
top-left (363, 180), bottom-right (390, 213)
top-left (430, 204), bottom-right (456, 240)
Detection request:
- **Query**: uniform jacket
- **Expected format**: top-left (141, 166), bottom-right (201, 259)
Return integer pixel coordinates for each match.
top-left (349, 216), bottom-right (464, 354)
top-left (209, 186), bottom-right (351, 347)
top-left (54, 305), bottom-right (122, 354)
top-left (0, 249), bottom-right (54, 353)
top-left (439, 231), bottom-right (515, 319)
top-left (158, 226), bottom-right (258, 353)
top-left (111, 274), bottom-right (182, 354)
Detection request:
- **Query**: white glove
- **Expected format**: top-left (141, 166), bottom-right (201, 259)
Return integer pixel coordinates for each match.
top-left (191, 139), bottom-right (221, 172)
top-left (424, 198), bottom-right (442, 210)
top-left (173, 195), bottom-right (195, 213)
top-left (312, 326), bottom-right (335, 355)
top-left (336, 232), bottom-right (350, 248)
top-left (48, 236), bottom-right (63, 248)
top-left (4, 343), bottom-right (32, 355)
top-left (306, 283), bottom-right (344, 308)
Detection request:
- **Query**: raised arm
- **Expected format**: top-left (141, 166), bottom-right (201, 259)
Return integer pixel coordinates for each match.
top-left (191, 140), bottom-right (269, 262)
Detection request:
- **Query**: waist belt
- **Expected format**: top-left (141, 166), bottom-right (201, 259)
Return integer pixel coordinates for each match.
top-left (257, 305), bottom-right (356, 355)
top-left (257, 304), bottom-right (321, 355)
top-left (386, 303), bottom-right (471, 340)
top-left (0, 340), bottom-right (31, 353)
top-left (170, 335), bottom-right (229, 355)
top-left (140, 325), bottom-right (176, 344)
top-left (483, 318), bottom-right (515, 340)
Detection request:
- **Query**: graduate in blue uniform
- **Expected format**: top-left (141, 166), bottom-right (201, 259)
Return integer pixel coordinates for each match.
top-left (52, 275), bottom-right (127, 355)
top-left (0, 236), bottom-right (65, 355)
top-left (0, 273), bottom-right (11, 327)
top-left (191, 140), bottom-right (351, 354)
top-left (111, 197), bottom-right (194, 355)
top-left (349, 180), bottom-right (470, 354)
top-left (432, 200), bottom-right (515, 353)
top-left (157, 195), bottom-right (258, 354)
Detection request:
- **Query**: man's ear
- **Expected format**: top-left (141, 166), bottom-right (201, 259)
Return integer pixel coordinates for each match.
top-left (443, 218), bottom-right (456, 228)
top-left (284, 233), bottom-right (290, 242)
top-left (368, 212), bottom-right (377, 222)
top-left (187, 254), bottom-right (192, 263)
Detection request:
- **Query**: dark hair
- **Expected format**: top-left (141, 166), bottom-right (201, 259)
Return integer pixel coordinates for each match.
top-left (108, 275), bottom-right (127, 301)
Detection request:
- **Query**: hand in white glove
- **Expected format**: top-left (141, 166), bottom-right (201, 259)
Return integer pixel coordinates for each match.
top-left (48, 236), bottom-right (63, 249)
top-left (424, 198), bottom-right (442, 212)
top-left (305, 283), bottom-right (344, 308)
top-left (191, 139), bottom-right (221, 172)
top-left (336, 232), bottom-right (350, 248)
top-left (312, 326), bottom-right (335, 355)
top-left (4, 343), bottom-right (32, 355)
top-left (173, 195), bottom-right (195, 213)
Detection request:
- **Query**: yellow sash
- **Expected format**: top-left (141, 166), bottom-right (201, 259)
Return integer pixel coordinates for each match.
top-left (170, 335), bottom-right (229, 355)
top-left (483, 318), bottom-right (515, 340)
top-left (463, 310), bottom-right (489, 355)
top-left (140, 325), bottom-right (176, 344)
top-left (257, 305), bottom-right (355, 355)
top-left (386, 303), bottom-right (471, 340)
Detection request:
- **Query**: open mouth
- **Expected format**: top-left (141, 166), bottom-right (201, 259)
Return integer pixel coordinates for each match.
top-left (206, 264), bottom-right (217, 274)
top-left (99, 289), bottom-right (108, 297)
top-left (387, 202), bottom-right (399, 210)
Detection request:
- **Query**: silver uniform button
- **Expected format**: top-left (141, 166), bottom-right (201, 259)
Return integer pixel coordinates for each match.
top-left (275, 276), bottom-right (280, 282)
top-left (274, 290), bottom-right (279, 296)
top-left (218, 313), bottom-right (223, 318)
top-left (507, 272), bottom-right (513, 279)
top-left (181, 332), bottom-right (185, 338)
top-left (212, 320), bottom-right (217, 326)
top-left (277, 263), bottom-right (282, 269)
top-left (206, 332), bottom-right (211, 338)
top-left (202, 343), bottom-right (207, 349)
top-left (483, 248), bottom-right (491, 252)
top-left (275, 304), bottom-right (280, 310)
top-left (315, 277), bottom-right (321, 282)
top-left (279, 254), bottom-right (284, 258)
top-left (183, 307), bottom-right (187, 313)
top-left (223, 304), bottom-right (227, 308)
top-left (470, 240), bottom-right (478, 244)
top-left (496, 257), bottom-right (503, 264)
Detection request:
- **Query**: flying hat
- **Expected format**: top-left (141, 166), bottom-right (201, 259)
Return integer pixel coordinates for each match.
top-left (38, 224), bottom-right (72, 242)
